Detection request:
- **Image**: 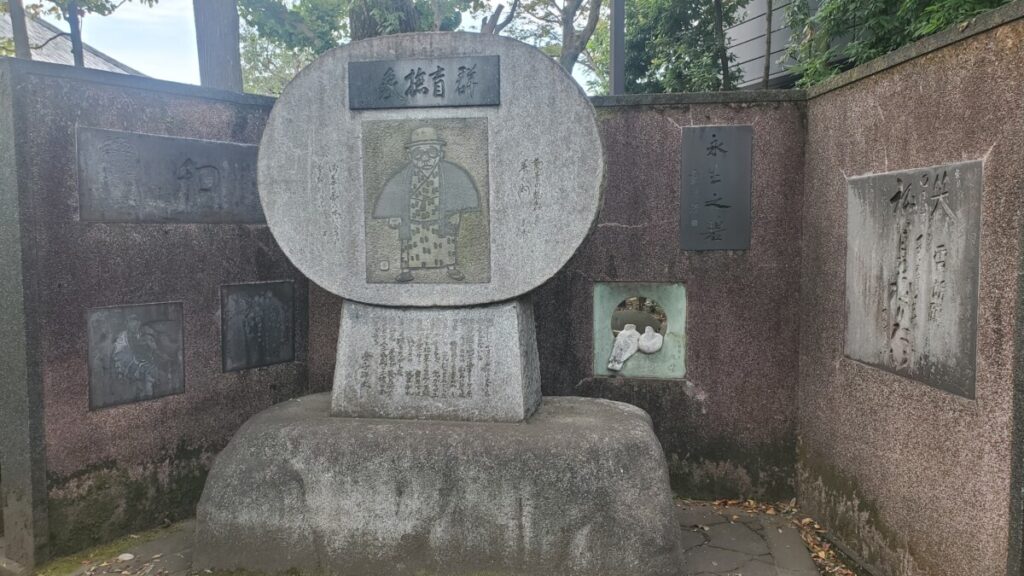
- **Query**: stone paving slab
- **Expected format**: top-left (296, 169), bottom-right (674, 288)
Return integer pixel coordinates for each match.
top-left (676, 501), bottom-right (820, 576)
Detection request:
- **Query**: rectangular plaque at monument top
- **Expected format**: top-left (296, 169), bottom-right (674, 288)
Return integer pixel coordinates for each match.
top-left (348, 56), bottom-right (500, 109)
top-left (845, 160), bottom-right (982, 398)
top-left (679, 125), bottom-right (752, 251)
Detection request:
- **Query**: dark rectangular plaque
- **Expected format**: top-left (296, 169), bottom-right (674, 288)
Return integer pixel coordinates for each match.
top-left (679, 125), bottom-right (753, 251)
top-left (348, 56), bottom-right (500, 110)
top-left (845, 161), bottom-right (982, 398)
top-left (77, 127), bottom-right (264, 224)
top-left (87, 302), bottom-right (185, 410)
top-left (221, 281), bottom-right (295, 372)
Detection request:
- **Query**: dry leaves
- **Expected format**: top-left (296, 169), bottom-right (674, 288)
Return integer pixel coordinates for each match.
top-left (700, 497), bottom-right (860, 576)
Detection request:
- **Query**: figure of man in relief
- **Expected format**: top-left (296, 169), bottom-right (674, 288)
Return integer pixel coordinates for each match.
top-left (111, 315), bottom-right (170, 399)
top-left (373, 126), bottom-right (480, 282)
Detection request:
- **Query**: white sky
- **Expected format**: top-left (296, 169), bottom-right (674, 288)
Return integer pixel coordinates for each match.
top-left (46, 0), bottom-right (201, 84)
top-left (43, 1), bottom-right (594, 90)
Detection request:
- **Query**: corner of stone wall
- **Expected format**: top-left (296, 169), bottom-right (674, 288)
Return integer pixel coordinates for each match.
top-left (797, 441), bottom-right (921, 576)
top-left (668, 438), bottom-right (797, 502)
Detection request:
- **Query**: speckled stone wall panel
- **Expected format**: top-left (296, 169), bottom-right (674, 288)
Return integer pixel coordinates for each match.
top-left (0, 59), bottom-right (50, 569)
top-left (533, 100), bottom-right (807, 500)
top-left (4, 60), bottom-right (309, 557)
top-left (798, 18), bottom-right (1024, 576)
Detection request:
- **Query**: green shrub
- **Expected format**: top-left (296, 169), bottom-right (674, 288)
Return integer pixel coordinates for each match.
top-left (785, 0), bottom-right (1012, 86)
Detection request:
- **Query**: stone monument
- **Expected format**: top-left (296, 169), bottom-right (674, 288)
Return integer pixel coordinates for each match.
top-left (194, 32), bottom-right (683, 575)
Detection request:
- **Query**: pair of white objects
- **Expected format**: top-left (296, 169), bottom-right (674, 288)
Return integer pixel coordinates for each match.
top-left (607, 324), bottom-right (663, 371)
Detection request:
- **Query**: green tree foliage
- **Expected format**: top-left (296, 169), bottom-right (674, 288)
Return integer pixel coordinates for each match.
top-left (628, 0), bottom-right (748, 92)
top-left (504, 0), bottom-right (603, 74)
top-left (238, 0), bottom-right (476, 52)
top-left (240, 23), bottom-right (315, 95)
top-left (237, 0), bottom-right (481, 94)
top-left (786, 0), bottom-right (1012, 86)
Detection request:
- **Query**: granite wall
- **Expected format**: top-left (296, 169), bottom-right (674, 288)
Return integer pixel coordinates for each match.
top-left (796, 5), bottom-right (1024, 576)
top-left (305, 92), bottom-right (808, 501)
top-left (534, 93), bottom-right (807, 500)
top-left (0, 59), bottom-right (310, 566)
top-left (4, 7), bottom-right (1024, 574)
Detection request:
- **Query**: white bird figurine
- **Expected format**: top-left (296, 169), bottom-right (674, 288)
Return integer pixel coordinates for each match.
top-left (607, 324), bottom-right (640, 371)
top-left (638, 326), bottom-right (664, 354)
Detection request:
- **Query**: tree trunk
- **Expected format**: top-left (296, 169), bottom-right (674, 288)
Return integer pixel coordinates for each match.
top-left (349, 0), bottom-right (420, 41)
top-left (8, 0), bottom-right (31, 59)
top-left (67, 0), bottom-right (84, 67)
top-left (431, 0), bottom-right (441, 30)
top-left (193, 0), bottom-right (244, 91)
top-left (712, 0), bottom-right (729, 90)
top-left (762, 0), bottom-right (773, 88)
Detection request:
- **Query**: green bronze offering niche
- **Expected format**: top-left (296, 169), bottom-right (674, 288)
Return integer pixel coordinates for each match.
top-left (594, 282), bottom-right (687, 378)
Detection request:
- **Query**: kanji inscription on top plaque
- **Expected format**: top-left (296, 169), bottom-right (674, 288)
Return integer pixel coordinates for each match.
top-left (349, 56), bottom-right (500, 109)
top-left (845, 161), bottom-right (982, 398)
top-left (679, 125), bottom-right (753, 251)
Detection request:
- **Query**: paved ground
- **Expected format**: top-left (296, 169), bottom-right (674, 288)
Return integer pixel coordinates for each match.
top-left (44, 501), bottom-right (822, 576)
top-left (677, 502), bottom-right (819, 576)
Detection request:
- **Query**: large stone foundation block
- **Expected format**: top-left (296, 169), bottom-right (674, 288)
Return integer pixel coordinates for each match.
top-left (193, 393), bottom-right (683, 575)
top-left (332, 299), bottom-right (542, 422)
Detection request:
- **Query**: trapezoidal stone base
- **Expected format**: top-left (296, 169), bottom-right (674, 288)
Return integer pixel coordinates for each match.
top-left (332, 299), bottom-right (542, 422)
top-left (193, 393), bottom-right (684, 576)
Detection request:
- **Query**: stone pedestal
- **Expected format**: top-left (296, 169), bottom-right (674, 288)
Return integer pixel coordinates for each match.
top-left (333, 299), bottom-right (541, 422)
top-left (194, 30), bottom-right (681, 576)
top-left (194, 393), bottom-right (683, 576)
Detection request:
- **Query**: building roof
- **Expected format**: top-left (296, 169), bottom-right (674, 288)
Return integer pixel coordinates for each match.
top-left (0, 13), bottom-right (144, 76)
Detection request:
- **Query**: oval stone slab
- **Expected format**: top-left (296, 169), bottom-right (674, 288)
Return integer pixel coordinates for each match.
top-left (259, 32), bottom-right (603, 306)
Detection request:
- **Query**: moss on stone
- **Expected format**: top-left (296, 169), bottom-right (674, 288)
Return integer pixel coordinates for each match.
top-left (45, 441), bottom-right (212, 558)
top-left (32, 524), bottom-right (169, 576)
top-left (667, 436), bottom-right (797, 501)
top-left (797, 441), bottom-right (920, 575)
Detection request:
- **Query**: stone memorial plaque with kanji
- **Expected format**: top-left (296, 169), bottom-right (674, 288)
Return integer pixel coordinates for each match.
top-left (77, 127), bottom-right (263, 224)
top-left (845, 160), bottom-right (982, 398)
top-left (679, 125), bottom-right (752, 251)
top-left (348, 56), bottom-right (500, 109)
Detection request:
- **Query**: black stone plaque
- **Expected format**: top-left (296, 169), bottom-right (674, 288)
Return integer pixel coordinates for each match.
top-left (348, 56), bottom-right (500, 110)
top-left (221, 281), bottom-right (295, 372)
top-left (87, 302), bottom-right (185, 410)
top-left (679, 125), bottom-right (753, 251)
top-left (845, 161), bottom-right (982, 398)
top-left (77, 127), bottom-right (264, 224)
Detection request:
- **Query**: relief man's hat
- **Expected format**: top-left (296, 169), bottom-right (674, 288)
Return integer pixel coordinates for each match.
top-left (406, 126), bottom-right (446, 148)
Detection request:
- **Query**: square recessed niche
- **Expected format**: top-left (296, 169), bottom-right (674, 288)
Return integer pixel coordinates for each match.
top-left (593, 282), bottom-right (686, 379)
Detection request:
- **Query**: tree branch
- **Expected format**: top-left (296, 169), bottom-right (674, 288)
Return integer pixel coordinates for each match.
top-left (31, 31), bottom-right (69, 50)
top-left (494, 0), bottom-right (519, 33)
top-left (480, 3), bottom-right (503, 33)
top-left (573, 0), bottom-right (601, 53)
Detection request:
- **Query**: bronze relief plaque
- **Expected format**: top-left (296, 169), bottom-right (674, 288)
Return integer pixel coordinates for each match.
top-left (221, 281), bottom-right (296, 372)
top-left (87, 302), bottom-right (185, 409)
top-left (363, 118), bottom-right (491, 284)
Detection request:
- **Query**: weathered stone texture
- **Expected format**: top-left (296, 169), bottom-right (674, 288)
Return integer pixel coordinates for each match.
top-left (258, 32), bottom-right (603, 307)
top-left (195, 393), bottom-right (683, 576)
top-left (0, 59), bottom-right (310, 560)
top-left (798, 14), bottom-right (1024, 576)
top-left (332, 299), bottom-right (541, 422)
top-left (532, 99), bottom-right (806, 500)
